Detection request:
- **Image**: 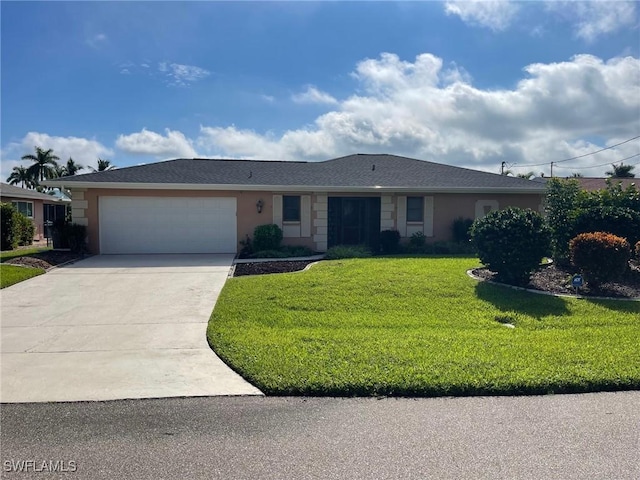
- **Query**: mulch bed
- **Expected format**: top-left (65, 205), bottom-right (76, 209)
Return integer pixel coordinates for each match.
top-left (3, 251), bottom-right (88, 270)
top-left (472, 261), bottom-right (640, 299)
top-left (233, 261), bottom-right (316, 277)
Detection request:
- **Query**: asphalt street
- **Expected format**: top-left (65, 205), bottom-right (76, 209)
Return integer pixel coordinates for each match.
top-left (1, 392), bottom-right (638, 479)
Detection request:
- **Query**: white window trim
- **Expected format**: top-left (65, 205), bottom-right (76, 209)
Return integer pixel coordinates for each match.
top-left (12, 200), bottom-right (34, 218)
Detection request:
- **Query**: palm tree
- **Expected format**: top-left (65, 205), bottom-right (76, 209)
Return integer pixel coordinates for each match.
top-left (91, 158), bottom-right (115, 172)
top-left (21, 147), bottom-right (60, 183)
top-left (62, 157), bottom-right (84, 176)
top-left (605, 162), bottom-right (635, 178)
top-left (6, 165), bottom-right (35, 188)
top-left (516, 171), bottom-right (535, 179)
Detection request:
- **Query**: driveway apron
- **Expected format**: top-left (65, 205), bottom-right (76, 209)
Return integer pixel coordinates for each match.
top-left (0, 254), bottom-right (262, 402)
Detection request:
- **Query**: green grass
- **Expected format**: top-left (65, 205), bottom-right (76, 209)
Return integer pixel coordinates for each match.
top-left (1, 264), bottom-right (45, 288)
top-left (0, 246), bottom-right (51, 262)
top-left (207, 257), bottom-right (640, 397)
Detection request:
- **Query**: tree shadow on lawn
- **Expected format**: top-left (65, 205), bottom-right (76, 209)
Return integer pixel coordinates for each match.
top-left (475, 281), bottom-right (570, 319)
top-left (586, 298), bottom-right (640, 314)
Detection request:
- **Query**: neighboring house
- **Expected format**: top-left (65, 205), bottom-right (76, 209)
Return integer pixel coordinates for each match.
top-left (532, 177), bottom-right (637, 192)
top-left (574, 178), bottom-right (636, 192)
top-left (43, 154), bottom-right (546, 255)
top-left (0, 183), bottom-right (69, 241)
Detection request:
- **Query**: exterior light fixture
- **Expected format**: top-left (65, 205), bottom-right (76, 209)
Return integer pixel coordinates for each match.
top-left (256, 199), bottom-right (264, 213)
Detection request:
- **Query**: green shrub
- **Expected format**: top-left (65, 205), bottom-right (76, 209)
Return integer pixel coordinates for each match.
top-left (409, 231), bottom-right (426, 248)
top-left (572, 206), bottom-right (640, 247)
top-left (452, 217), bottom-right (474, 243)
top-left (569, 232), bottom-right (630, 285)
top-left (1, 203), bottom-right (20, 250)
top-left (635, 241), bottom-right (640, 261)
top-left (239, 235), bottom-right (253, 258)
top-left (470, 207), bottom-right (551, 285)
top-left (325, 245), bottom-right (372, 260)
top-left (67, 224), bottom-right (87, 253)
top-left (252, 224), bottom-right (283, 252)
top-left (432, 241), bottom-right (476, 255)
top-left (379, 229), bottom-right (401, 254)
top-left (16, 214), bottom-right (35, 246)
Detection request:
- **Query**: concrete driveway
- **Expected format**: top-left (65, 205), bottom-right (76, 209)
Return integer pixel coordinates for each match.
top-left (0, 255), bottom-right (262, 403)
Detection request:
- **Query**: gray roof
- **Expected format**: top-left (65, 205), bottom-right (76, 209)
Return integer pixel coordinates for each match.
top-left (0, 183), bottom-right (67, 202)
top-left (45, 154), bottom-right (546, 193)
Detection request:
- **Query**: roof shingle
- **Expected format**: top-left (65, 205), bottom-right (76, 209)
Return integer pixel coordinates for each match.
top-left (45, 154), bottom-right (545, 192)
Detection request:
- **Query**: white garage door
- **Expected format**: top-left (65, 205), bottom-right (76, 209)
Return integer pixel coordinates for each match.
top-left (99, 196), bottom-right (237, 254)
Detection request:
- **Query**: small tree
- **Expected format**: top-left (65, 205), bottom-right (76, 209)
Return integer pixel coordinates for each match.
top-left (471, 207), bottom-right (551, 285)
top-left (570, 232), bottom-right (630, 285)
top-left (545, 178), bottom-right (584, 264)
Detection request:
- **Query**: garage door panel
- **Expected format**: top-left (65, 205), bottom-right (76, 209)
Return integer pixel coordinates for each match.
top-left (99, 196), bottom-right (237, 254)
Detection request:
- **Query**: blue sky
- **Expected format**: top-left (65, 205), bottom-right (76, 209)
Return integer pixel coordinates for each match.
top-left (2, 1), bottom-right (639, 180)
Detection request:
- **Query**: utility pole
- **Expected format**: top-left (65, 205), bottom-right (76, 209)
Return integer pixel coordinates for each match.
top-left (550, 161), bottom-right (554, 178)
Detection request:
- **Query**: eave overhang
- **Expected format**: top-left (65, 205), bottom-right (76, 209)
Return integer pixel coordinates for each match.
top-left (42, 180), bottom-right (546, 195)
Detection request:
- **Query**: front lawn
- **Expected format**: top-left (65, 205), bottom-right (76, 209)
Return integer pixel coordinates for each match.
top-left (0, 246), bottom-right (52, 262)
top-left (1, 264), bottom-right (45, 289)
top-left (207, 257), bottom-right (640, 396)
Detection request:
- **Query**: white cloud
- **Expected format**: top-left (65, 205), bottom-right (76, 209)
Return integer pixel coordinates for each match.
top-left (159, 62), bottom-right (210, 87)
top-left (261, 94), bottom-right (275, 103)
top-left (116, 128), bottom-right (198, 158)
top-left (192, 52), bottom-right (640, 177)
top-left (547, 1), bottom-right (637, 42)
top-left (444, 0), bottom-right (519, 31)
top-left (0, 132), bottom-right (113, 180)
top-left (292, 86), bottom-right (338, 105)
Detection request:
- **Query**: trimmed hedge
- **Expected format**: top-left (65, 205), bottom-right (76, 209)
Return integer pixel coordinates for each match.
top-left (573, 206), bottom-right (640, 247)
top-left (569, 232), bottom-right (630, 285)
top-left (252, 224), bottom-right (283, 252)
top-left (470, 207), bottom-right (551, 285)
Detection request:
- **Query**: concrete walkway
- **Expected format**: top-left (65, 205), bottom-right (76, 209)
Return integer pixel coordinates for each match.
top-left (0, 254), bottom-right (262, 403)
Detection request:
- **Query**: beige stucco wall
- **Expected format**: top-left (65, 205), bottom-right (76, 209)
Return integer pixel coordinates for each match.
top-left (428, 193), bottom-right (544, 242)
top-left (74, 188), bottom-right (544, 254)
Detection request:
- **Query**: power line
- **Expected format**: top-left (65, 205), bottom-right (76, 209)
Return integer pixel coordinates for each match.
top-left (513, 134), bottom-right (640, 168)
top-left (553, 152), bottom-right (640, 170)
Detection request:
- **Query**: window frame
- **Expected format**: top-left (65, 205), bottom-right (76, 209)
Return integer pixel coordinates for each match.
top-left (12, 201), bottom-right (34, 218)
top-left (282, 195), bottom-right (301, 222)
top-left (406, 196), bottom-right (424, 223)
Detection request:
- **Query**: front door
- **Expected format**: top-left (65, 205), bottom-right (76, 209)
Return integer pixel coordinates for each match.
top-left (328, 197), bottom-right (381, 251)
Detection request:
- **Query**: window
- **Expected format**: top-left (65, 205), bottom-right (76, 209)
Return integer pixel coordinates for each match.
top-left (12, 201), bottom-right (33, 218)
top-left (406, 196), bottom-right (423, 222)
top-left (283, 195), bottom-right (301, 222)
